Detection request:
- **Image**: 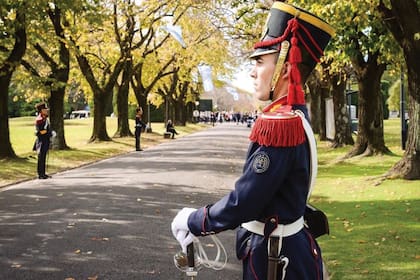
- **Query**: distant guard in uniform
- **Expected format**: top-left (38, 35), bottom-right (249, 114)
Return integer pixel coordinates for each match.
top-left (171, 1), bottom-right (334, 279)
top-left (34, 102), bottom-right (55, 179)
top-left (135, 106), bottom-right (146, 151)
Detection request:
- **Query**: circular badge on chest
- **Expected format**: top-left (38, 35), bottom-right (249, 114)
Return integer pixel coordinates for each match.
top-left (252, 152), bottom-right (270, 173)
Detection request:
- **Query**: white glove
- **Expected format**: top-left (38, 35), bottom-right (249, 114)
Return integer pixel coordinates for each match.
top-left (175, 230), bottom-right (196, 253)
top-left (51, 130), bottom-right (57, 138)
top-left (171, 207), bottom-right (196, 253)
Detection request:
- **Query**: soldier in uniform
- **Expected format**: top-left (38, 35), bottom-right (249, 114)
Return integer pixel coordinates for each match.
top-left (171, 1), bottom-right (334, 279)
top-left (135, 106), bottom-right (146, 151)
top-left (34, 102), bottom-right (54, 179)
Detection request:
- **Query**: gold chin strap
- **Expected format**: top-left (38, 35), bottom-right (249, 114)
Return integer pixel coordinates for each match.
top-left (270, 40), bottom-right (290, 92)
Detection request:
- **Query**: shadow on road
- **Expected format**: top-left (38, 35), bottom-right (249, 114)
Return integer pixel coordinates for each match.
top-left (0, 123), bottom-right (250, 279)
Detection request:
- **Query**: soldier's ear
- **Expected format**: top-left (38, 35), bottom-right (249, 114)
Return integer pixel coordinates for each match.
top-left (281, 62), bottom-right (291, 79)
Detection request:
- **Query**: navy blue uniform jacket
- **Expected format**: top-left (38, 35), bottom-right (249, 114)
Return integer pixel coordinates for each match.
top-left (187, 99), bottom-right (324, 280)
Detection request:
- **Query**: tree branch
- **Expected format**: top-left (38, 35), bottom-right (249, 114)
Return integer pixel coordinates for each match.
top-left (20, 59), bottom-right (40, 77)
top-left (33, 43), bottom-right (58, 70)
top-left (377, 0), bottom-right (403, 42)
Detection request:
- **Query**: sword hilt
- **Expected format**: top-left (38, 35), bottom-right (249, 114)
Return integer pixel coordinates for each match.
top-left (187, 243), bottom-right (195, 268)
top-left (186, 243), bottom-right (197, 279)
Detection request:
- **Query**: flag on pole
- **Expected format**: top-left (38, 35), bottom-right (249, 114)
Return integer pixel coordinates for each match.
top-left (226, 87), bottom-right (239, 101)
top-left (198, 64), bottom-right (214, 92)
top-left (161, 25), bottom-right (187, 48)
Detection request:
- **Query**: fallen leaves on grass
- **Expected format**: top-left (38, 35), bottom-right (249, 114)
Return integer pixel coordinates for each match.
top-left (342, 220), bottom-right (353, 232)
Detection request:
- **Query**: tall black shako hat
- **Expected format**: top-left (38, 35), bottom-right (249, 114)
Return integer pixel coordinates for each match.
top-left (250, 1), bottom-right (334, 106)
top-left (35, 102), bottom-right (48, 113)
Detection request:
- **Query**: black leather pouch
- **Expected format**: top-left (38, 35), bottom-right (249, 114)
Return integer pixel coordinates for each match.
top-left (304, 204), bottom-right (330, 239)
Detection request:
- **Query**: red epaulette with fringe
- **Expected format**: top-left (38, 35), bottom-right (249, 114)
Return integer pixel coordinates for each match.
top-left (249, 99), bottom-right (306, 147)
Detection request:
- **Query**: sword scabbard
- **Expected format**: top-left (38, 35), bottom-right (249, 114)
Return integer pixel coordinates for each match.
top-left (267, 236), bottom-right (280, 280)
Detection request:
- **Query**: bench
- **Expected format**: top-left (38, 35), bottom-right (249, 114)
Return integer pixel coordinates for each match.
top-left (163, 132), bottom-right (172, 139)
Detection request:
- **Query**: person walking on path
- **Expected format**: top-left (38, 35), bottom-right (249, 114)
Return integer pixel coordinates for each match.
top-left (135, 106), bottom-right (146, 151)
top-left (171, 1), bottom-right (334, 279)
top-left (33, 102), bottom-right (55, 179)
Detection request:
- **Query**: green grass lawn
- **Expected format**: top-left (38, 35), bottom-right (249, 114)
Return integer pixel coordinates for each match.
top-left (1, 117), bottom-right (419, 279)
top-left (2, 117), bottom-right (206, 186)
top-left (312, 119), bottom-right (419, 279)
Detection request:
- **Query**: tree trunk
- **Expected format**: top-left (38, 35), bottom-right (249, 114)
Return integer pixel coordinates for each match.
top-left (113, 2), bottom-right (135, 138)
top-left (180, 103), bottom-right (188, 125)
top-left (331, 72), bottom-right (354, 148)
top-left (74, 47), bottom-right (124, 142)
top-left (90, 91), bottom-right (112, 142)
top-left (114, 60), bottom-right (133, 138)
top-left (378, 0), bottom-right (420, 179)
top-left (306, 70), bottom-right (322, 134)
top-left (0, 75), bottom-right (17, 159)
top-left (175, 81), bottom-right (188, 126)
top-left (388, 91), bottom-right (420, 179)
top-left (139, 95), bottom-right (149, 123)
top-left (49, 87), bottom-right (69, 150)
top-left (186, 101), bottom-right (194, 123)
top-left (175, 99), bottom-right (186, 126)
top-left (169, 97), bottom-right (176, 125)
top-left (319, 86), bottom-right (329, 141)
top-left (132, 64), bottom-right (150, 124)
top-left (310, 92), bottom-right (321, 134)
top-left (347, 55), bottom-right (390, 157)
top-left (0, 7), bottom-right (26, 159)
top-left (47, 5), bottom-right (69, 150)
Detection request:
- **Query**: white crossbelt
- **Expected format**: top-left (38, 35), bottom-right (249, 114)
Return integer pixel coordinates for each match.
top-left (296, 110), bottom-right (318, 201)
top-left (241, 216), bottom-right (304, 237)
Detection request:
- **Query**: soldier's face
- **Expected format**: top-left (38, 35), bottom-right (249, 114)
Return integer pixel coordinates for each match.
top-left (250, 53), bottom-right (277, 101)
top-left (41, 108), bottom-right (49, 117)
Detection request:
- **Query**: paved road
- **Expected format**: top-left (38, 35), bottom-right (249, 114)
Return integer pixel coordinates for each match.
top-left (0, 123), bottom-right (252, 280)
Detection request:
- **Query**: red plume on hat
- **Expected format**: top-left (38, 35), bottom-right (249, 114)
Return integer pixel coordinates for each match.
top-left (250, 1), bottom-right (334, 106)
